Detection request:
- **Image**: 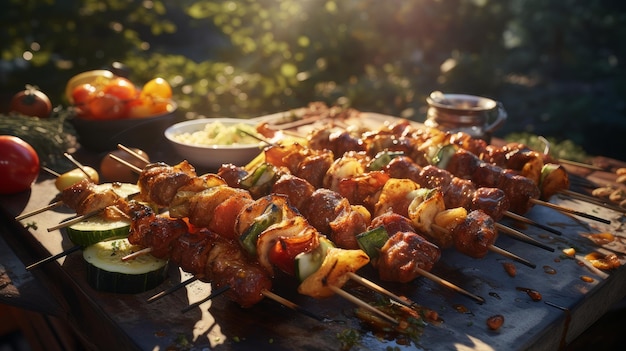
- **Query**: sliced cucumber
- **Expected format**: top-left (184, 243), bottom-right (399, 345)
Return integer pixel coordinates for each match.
top-left (83, 238), bottom-right (168, 294)
top-left (295, 237), bottom-right (335, 282)
top-left (92, 182), bottom-right (140, 198)
top-left (66, 183), bottom-right (139, 247)
top-left (64, 182), bottom-right (139, 247)
top-left (66, 215), bottom-right (130, 247)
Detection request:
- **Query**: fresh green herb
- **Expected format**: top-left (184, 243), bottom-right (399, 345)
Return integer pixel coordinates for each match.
top-left (0, 108), bottom-right (77, 170)
top-left (504, 132), bottom-right (589, 162)
top-left (337, 328), bottom-right (361, 350)
top-left (174, 334), bottom-right (190, 348)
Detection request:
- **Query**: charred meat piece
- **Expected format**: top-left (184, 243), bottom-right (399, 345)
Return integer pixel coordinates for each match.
top-left (447, 149), bottom-right (539, 214)
top-left (377, 231), bottom-right (441, 283)
top-left (271, 173), bottom-right (315, 210)
top-left (293, 151), bottom-right (335, 189)
top-left (128, 201), bottom-right (188, 259)
top-left (217, 163), bottom-right (249, 188)
top-left (60, 179), bottom-right (129, 216)
top-left (369, 212), bottom-right (415, 235)
top-left (137, 161), bottom-right (197, 207)
top-left (302, 188), bottom-right (368, 249)
top-left (452, 210), bottom-right (497, 259)
top-left (127, 201), bottom-right (271, 308)
top-left (471, 187), bottom-right (509, 221)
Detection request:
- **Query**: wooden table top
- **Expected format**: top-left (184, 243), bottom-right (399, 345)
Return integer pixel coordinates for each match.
top-left (2, 111), bottom-right (626, 351)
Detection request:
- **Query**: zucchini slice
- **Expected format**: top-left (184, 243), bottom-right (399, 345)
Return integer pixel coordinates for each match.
top-left (83, 238), bottom-right (168, 294)
top-left (91, 182), bottom-right (140, 198)
top-left (66, 215), bottom-right (130, 247)
top-left (65, 182), bottom-right (139, 247)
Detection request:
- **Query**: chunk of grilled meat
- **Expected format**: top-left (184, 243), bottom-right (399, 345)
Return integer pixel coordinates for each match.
top-left (127, 201), bottom-right (272, 308)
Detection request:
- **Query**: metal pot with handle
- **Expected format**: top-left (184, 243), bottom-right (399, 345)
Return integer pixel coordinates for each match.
top-left (425, 91), bottom-right (507, 142)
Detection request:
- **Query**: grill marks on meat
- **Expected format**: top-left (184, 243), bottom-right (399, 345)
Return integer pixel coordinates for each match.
top-left (446, 149), bottom-right (539, 214)
top-left (271, 173), bottom-right (315, 210)
top-left (60, 179), bottom-right (129, 216)
top-left (472, 188), bottom-right (509, 221)
top-left (127, 201), bottom-right (271, 308)
top-left (452, 210), bottom-right (497, 259)
top-left (263, 143), bottom-right (335, 189)
top-left (301, 188), bottom-right (368, 249)
top-left (308, 129), bottom-right (365, 158)
top-left (377, 231), bottom-right (441, 283)
top-left (369, 212), bottom-right (415, 235)
top-left (384, 157), bottom-right (509, 220)
top-left (138, 161), bottom-right (197, 207)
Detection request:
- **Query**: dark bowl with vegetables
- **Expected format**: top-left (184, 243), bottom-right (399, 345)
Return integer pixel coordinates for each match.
top-left (66, 70), bottom-right (178, 152)
top-left (71, 104), bottom-right (177, 152)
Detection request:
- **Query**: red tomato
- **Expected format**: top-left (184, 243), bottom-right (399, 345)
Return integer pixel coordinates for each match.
top-left (9, 85), bottom-right (52, 118)
top-left (72, 83), bottom-right (97, 105)
top-left (103, 77), bottom-right (138, 101)
top-left (269, 234), bottom-right (319, 276)
top-left (0, 136), bottom-right (40, 194)
top-left (86, 93), bottom-right (127, 120)
top-left (71, 83), bottom-right (97, 117)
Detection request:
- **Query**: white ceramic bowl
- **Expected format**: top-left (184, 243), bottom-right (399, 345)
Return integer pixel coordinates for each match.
top-left (164, 118), bottom-right (264, 170)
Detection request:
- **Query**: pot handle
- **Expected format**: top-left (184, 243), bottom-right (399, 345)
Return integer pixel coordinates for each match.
top-left (484, 102), bottom-right (507, 134)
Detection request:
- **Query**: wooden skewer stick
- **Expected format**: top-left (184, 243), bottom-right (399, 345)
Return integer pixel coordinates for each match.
top-left (47, 208), bottom-right (103, 232)
top-left (495, 223), bottom-right (555, 252)
top-left (346, 272), bottom-right (424, 307)
top-left (109, 154), bottom-right (142, 174)
top-left (431, 224), bottom-right (537, 268)
top-left (181, 285), bottom-right (231, 313)
top-left (414, 267), bottom-right (489, 301)
top-left (147, 276), bottom-right (199, 303)
top-left (125, 242), bottom-right (392, 321)
top-left (266, 115), bottom-right (328, 130)
top-left (568, 176), bottom-right (602, 190)
top-left (64, 152), bottom-right (93, 179)
top-left (328, 285), bottom-right (399, 325)
top-left (488, 245), bottom-right (536, 269)
top-left (503, 211), bottom-right (562, 236)
top-left (16, 165), bottom-right (98, 222)
top-left (121, 247), bottom-right (153, 261)
top-left (260, 289), bottom-right (329, 322)
top-left (529, 198), bottom-right (611, 224)
top-left (558, 159), bottom-right (606, 171)
top-left (238, 129), bottom-right (276, 147)
top-left (559, 189), bottom-right (626, 214)
top-left (350, 270), bottom-right (484, 305)
top-left (26, 245), bottom-right (82, 270)
top-left (116, 144), bottom-right (150, 164)
top-left (180, 285), bottom-right (328, 322)
top-left (41, 166), bottom-right (61, 177)
top-left (15, 201), bottom-right (63, 221)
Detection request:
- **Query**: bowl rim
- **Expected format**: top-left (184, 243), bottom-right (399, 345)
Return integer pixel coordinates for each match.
top-left (72, 102), bottom-right (178, 125)
top-left (164, 117), bottom-right (263, 149)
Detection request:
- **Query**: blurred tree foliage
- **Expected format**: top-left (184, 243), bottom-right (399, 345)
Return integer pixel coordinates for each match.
top-left (1, 0), bottom-right (625, 159)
